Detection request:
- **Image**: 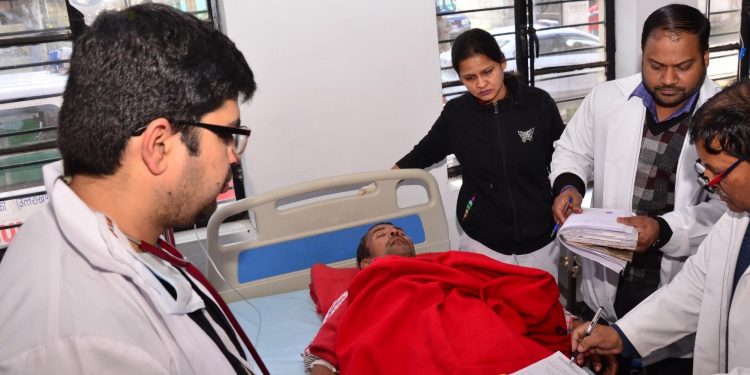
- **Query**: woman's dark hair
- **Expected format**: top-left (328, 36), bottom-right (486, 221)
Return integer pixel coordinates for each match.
top-left (450, 28), bottom-right (505, 73)
top-left (450, 28), bottom-right (525, 107)
top-left (58, 4), bottom-right (256, 176)
top-left (641, 4), bottom-right (710, 53)
top-left (690, 79), bottom-right (750, 158)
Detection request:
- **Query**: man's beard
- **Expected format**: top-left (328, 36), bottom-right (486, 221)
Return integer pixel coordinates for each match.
top-left (167, 166), bottom-right (231, 227)
top-left (643, 69), bottom-right (706, 109)
top-left (189, 170), bottom-right (232, 224)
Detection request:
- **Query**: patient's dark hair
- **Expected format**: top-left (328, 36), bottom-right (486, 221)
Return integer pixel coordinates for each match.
top-left (58, 3), bottom-right (256, 176)
top-left (356, 222), bottom-right (394, 269)
top-left (641, 4), bottom-right (710, 53)
top-left (690, 79), bottom-right (750, 158)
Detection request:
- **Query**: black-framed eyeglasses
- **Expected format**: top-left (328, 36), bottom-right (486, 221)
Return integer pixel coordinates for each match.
top-left (694, 157), bottom-right (746, 194)
top-left (132, 120), bottom-right (251, 155)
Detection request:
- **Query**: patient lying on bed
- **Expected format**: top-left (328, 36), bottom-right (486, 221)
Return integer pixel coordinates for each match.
top-left (303, 223), bottom-right (570, 375)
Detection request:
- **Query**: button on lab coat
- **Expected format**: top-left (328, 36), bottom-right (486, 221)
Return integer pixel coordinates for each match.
top-left (0, 161), bottom-right (242, 374)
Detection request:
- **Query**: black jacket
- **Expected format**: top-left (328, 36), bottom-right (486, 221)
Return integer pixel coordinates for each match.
top-left (397, 83), bottom-right (565, 254)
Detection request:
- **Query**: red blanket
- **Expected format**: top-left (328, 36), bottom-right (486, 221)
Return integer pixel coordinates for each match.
top-left (309, 263), bottom-right (359, 316)
top-left (326, 251), bottom-right (569, 374)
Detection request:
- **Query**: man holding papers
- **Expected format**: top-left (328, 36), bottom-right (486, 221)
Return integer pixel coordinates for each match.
top-left (571, 79), bottom-right (750, 375)
top-left (550, 5), bottom-right (725, 373)
top-left (558, 208), bottom-right (638, 273)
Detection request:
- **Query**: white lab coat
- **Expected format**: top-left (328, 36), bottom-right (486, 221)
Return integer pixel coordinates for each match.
top-left (617, 211), bottom-right (750, 375)
top-left (550, 73), bottom-right (725, 322)
top-left (0, 162), bottom-right (247, 374)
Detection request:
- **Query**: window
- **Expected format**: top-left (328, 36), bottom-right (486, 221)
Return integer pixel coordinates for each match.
top-left (699, 0), bottom-right (742, 87)
top-left (528, 0), bottom-right (614, 123)
top-left (0, 104), bottom-right (60, 195)
top-left (0, 0), bottom-right (225, 252)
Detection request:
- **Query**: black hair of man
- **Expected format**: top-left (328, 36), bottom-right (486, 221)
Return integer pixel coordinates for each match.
top-left (690, 79), bottom-right (750, 158)
top-left (355, 222), bottom-right (394, 269)
top-left (641, 4), bottom-right (710, 53)
top-left (58, 3), bottom-right (256, 177)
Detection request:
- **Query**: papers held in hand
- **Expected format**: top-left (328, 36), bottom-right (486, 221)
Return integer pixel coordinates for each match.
top-left (511, 351), bottom-right (593, 375)
top-left (558, 208), bottom-right (638, 273)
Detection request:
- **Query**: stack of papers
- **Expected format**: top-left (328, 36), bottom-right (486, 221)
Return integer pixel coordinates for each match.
top-left (511, 351), bottom-right (593, 375)
top-left (558, 208), bottom-right (638, 273)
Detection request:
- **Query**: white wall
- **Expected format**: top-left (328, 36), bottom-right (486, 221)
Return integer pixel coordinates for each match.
top-left (223, 0), bottom-right (444, 191)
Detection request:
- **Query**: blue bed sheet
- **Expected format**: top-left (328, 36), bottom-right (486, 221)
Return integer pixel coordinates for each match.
top-left (230, 289), bottom-right (321, 374)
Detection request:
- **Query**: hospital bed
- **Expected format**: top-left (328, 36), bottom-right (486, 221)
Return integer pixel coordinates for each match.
top-left (206, 169), bottom-right (450, 373)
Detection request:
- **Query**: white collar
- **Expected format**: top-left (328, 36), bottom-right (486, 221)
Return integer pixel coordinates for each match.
top-left (43, 161), bottom-right (204, 315)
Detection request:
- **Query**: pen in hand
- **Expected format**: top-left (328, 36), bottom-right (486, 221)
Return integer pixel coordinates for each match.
top-left (570, 306), bottom-right (605, 364)
top-left (551, 196), bottom-right (574, 237)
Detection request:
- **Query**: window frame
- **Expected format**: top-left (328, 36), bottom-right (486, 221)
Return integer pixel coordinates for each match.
top-left (519, 0), bottom-right (616, 98)
top-left (703, 0), bottom-right (744, 84)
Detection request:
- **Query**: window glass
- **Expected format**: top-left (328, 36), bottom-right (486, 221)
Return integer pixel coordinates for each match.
top-left (0, 104), bottom-right (60, 193)
top-left (698, 0), bottom-right (742, 47)
top-left (0, 104), bottom-right (58, 149)
top-left (709, 11), bottom-right (740, 46)
top-left (177, 0), bottom-right (210, 15)
top-left (0, 42), bottom-right (72, 73)
top-left (537, 34), bottom-right (560, 55)
top-left (535, 26), bottom-right (606, 63)
top-left (699, 0), bottom-right (741, 84)
top-left (68, 0), bottom-right (211, 25)
top-left (0, 0), bottom-right (70, 37)
top-left (0, 149), bottom-right (60, 193)
top-left (708, 50), bottom-right (738, 86)
top-left (535, 67), bottom-right (605, 104)
top-left (712, 75), bottom-right (737, 88)
top-left (437, 1), bottom-right (515, 52)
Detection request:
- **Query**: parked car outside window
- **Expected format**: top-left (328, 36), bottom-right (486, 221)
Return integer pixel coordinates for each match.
top-left (435, 0), bottom-right (471, 48)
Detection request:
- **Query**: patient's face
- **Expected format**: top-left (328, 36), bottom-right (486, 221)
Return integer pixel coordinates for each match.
top-left (365, 224), bottom-right (416, 260)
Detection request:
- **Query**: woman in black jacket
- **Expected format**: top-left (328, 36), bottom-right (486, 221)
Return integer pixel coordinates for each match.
top-left (394, 28), bottom-right (565, 279)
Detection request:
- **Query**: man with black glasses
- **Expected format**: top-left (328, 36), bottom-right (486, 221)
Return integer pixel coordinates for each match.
top-left (570, 79), bottom-right (750, 375)
top-left (0, 4), bottom-right (265, 374)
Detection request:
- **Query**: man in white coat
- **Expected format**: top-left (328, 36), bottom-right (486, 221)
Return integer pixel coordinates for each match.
top-left (550, 4), bottom-right (725, 373)
top-left (0, 4), bottom-right (263, 374)
top-left (570, 78), bottom-right (750, 375)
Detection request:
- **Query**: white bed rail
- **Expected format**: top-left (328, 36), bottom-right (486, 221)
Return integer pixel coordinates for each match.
top-left (206, 169), bottom-right (449, 301)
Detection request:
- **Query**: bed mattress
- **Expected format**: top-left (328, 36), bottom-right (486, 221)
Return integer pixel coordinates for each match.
top-left (230, 289), bottom-right (321, 374)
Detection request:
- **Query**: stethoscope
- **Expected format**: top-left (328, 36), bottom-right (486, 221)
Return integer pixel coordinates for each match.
top-left (132, 236), bottom-right (270, 375)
